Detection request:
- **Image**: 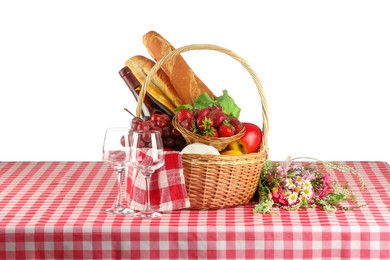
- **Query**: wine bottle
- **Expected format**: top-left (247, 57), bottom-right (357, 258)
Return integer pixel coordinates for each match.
top-left (118, 66), bottom-right (173, 118)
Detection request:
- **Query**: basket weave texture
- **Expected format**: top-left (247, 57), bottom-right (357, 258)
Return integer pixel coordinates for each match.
top-left (136, 44), bottom-right (269, 209)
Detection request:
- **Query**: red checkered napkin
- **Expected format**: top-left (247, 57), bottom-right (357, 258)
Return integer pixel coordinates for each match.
top-left (126, 151), bottom-right (190, 212)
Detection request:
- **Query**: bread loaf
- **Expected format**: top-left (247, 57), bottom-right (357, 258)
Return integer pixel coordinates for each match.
top-left (143, 31), bottom-right (216, 105)
top-left (126, 55), bottom-right (183, 108)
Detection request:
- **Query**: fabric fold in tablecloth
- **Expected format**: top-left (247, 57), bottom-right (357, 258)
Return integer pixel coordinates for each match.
top-left (125, 151), bottom-right (190, 212)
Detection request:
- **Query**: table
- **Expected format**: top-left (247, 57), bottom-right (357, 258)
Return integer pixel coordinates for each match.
top-left (0, 161), bottom-right (389, 259)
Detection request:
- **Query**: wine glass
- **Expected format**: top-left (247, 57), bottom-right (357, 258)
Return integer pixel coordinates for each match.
top-left (129, 129), bottom-right (165, 218)
top-left (102, 127), bottom-right (134, 214)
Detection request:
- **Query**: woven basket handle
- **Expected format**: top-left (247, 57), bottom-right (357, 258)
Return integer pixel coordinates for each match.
top-left (136, 44), bottom-right (269, 153)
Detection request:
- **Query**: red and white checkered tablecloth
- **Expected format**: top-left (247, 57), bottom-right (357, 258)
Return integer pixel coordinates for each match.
top-left (0, 161), bottom-right (389, 259)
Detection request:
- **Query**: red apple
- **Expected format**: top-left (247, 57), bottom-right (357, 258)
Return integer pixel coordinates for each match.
top-left (228, 122), bottom-right (262, 154)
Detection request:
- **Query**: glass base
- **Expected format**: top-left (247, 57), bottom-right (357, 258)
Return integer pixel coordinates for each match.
top-left (105, 207), bottom-right (134, 215)
top-left (133, 211), bottom-right (162, 218)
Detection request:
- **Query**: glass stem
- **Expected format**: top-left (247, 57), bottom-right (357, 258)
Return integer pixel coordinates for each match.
top-left (114, 167), bottom-right (125, 208)
top-left (144, 173), bottom-right (152, 213)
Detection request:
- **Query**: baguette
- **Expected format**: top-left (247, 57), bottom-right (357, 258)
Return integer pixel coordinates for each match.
top-left (126, 55), bottom-right (183, 109)
top-left (143, 31), bottom-right (216, 105)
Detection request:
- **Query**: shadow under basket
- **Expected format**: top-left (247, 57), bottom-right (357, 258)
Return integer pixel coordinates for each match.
top-left (135, 43), bottom-right (270, 209)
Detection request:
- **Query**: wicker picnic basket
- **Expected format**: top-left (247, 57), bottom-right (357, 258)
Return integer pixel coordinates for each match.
top-left (136, 44), bottom-right (269, 210)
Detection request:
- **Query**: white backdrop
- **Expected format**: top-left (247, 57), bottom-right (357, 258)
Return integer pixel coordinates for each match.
top-left (0, 0), bottom-right (389, 162)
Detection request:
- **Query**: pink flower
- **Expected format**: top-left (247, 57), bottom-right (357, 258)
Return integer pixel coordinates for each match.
top-left (301, 170), bottom-right (313, 181)
top-left (317, 171), bottom-right (333, 198)
top-left (276, 157), bottom-right (292, 177)
top-left (279, 196), bottom-right (289, 206)
top-left (323, 171), bottom-right (331, 185)
top-left (271, 187), bottom-right (280, 203)
top-left (318, 186), bottom-right (332, 198)
top-left (271, 187), bottom-right (288, 205)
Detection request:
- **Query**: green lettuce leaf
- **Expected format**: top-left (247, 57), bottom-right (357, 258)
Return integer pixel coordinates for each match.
top-left (216, 90), bottom-right (241, 118)
top-left (193, 92), bottom-right (216, 109)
